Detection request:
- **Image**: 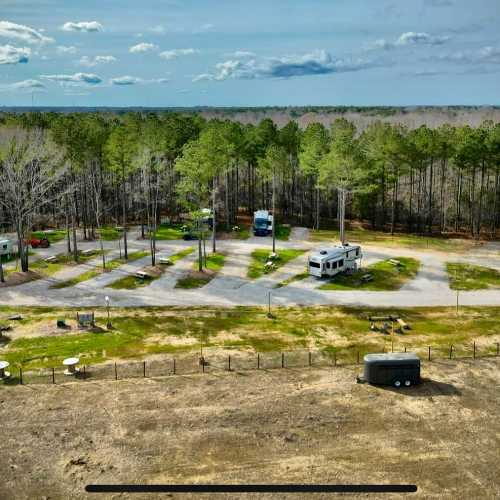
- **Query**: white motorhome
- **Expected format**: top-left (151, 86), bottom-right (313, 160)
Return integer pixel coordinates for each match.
top-left (0, 239), bottom-right (13, 258)
top-left (308, 244), bottom-right (362, 278)
top-left (253, 210), bottom-right (273, 236)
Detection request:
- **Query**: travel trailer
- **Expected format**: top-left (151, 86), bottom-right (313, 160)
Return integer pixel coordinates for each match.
top-left (362, 352), bottom-right (421, 388)
top-left (253, 210), bottom-right (273, 236)
top-left (308, 244), bottom-right (362, 278)
top-left (0, 239), bottom-right (13, 258)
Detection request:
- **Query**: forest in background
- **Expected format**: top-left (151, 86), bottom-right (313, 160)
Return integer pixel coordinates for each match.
top-left (0, 110), bottom-right (499, 272)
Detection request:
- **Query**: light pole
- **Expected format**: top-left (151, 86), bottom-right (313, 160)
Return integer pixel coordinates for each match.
top-left (105, 295), bottom-right (112, 329)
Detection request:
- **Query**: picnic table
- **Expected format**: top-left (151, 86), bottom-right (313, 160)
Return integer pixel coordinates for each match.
top-left (159, 257), bottom-right (172, 265)
top-left (389, 259), bottom-right (402, 266)
top-left (44, 256), bottom-right (58, 263)
top-left (0, 361), bottom-right (10, 379)
top-left (81, 249), bottom-right (95, 256)
top-left (361, 273), bottom-right (373, 283)
top-left (135, 270), bottom-right (151, 279)
top-left (63, 357), bottom-right (80, 375)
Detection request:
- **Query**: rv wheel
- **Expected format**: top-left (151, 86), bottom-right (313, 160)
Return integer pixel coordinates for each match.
top-left (394, 380), bottom-right (402, 388)
top-left (404, 380), bottom-right (411, 387)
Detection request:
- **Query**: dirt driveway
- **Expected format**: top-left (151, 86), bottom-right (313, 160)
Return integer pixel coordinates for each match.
top-left (1, 358), bottom-right (499, 499)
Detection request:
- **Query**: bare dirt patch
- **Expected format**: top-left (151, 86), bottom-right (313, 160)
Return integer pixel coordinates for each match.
top-left (0, 358), bottom-right (498, 499)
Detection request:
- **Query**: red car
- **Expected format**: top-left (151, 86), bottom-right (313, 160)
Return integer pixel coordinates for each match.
top-left (26, 234), bottom-right (50, 248)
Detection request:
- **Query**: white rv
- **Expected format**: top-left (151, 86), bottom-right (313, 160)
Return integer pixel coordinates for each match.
top-left (0, 239), bottom-right (13, 258)
top-left (253, 210), bottom-right (274, 236)
top-left (308, 244), bottom-right (362, 278)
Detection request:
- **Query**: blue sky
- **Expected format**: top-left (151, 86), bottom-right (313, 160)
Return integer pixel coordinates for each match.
top-left (1, 0), bottom-right (499, 107)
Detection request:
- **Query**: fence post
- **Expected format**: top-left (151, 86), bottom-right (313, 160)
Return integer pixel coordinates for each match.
top-left (173, 358), bottom-right (176, 375)
top-left (83, 365), bottom-right (86, 378)
top-left (228, 355), bottom-right (231, 372)
top-left (114, 362), bottom-right (118, 380)
top-left (356, 351), bottom-right (360, 364)
top-left (52, 367), bottom-right (55, 384)
top-left (202, 359), bottom-right (205, 373)
top-left (391, 340), bottom-right (394, 353)
top-left (473, 342), bottom-right (476, 359)
top-left (334, 352), bottom-right (337, 366)
top-left (281, 352), bottom-right (285, 369)
top-left (257, 353), bottom-right (260, 370)
top-left (428, 346), bottom-right (431, 361)
top-left (19, 367), bottom-right (23, 385)
top-left (308, 351), bottom-right (312, 367)
top-left (143, 361), bottom-right (146, 378)
top-left (497, 343), bottom-right (499, 357)
top-left (404, 346), bottom-right (407, 353)
top-left (449, 345), bottom-right (453, 359)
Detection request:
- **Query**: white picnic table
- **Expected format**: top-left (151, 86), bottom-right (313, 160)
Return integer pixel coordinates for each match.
top-left (0, 361), bottom-right (10, 379)
top-left (63, 357), bottom-right (80, 375)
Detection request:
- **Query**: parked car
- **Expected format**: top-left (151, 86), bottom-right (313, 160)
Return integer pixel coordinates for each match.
top-left (26, 233), bottom-right (50, 248)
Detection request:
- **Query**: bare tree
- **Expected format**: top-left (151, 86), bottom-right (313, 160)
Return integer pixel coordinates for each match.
top-left (0, 127), bottom-right (66, 272)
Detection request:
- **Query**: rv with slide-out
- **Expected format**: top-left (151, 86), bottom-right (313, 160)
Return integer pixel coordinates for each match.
top-left (308, 244), bottom-right (362, 278)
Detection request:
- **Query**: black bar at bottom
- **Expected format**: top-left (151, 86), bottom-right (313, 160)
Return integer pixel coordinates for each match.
top-left (86, 484), bottom-right (417, 493)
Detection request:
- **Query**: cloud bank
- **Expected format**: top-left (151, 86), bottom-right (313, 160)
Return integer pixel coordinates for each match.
top-left (129, 42), bottom-right (158, 53)
top-left (110, 75), bottom-right (169, 85)
top-left (61, 21), bottom-right (102, 33)
top-left (0, 44), bottom-right (30, 64)
top-left (0, 21), bottom-right (53, 45)
top-left (40, 72), bottom-right (102, 85)
top-left (79, 55), bottom-right (117, 67)
top-left (159, 48), bottom-right (198, 60)
top-left (193, 50), bottom-right (373, 82)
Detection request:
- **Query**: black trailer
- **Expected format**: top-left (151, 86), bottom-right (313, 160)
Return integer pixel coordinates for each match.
top-left (363, 352), bottom-right (420, 388)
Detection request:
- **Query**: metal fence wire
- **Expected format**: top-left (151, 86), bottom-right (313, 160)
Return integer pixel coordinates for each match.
top-left (3, 342), bottom-right (499, 386)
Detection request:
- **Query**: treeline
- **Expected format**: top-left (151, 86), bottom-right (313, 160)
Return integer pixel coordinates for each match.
top-left (0, 111), bottom-right (499, 269)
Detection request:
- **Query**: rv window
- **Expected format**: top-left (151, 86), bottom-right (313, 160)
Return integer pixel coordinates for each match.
top-left (326, 262), bottom-right (330, 269)
top-left (332, 261), bottom-right (337, 269)
top-left (356, 248), bottom-right (359, 256)
top-left (309, 261), bottom-right (320, 268)
top-left (2, 244), bottom-right (6, 250)
top-left (339, 259), bottom-right (344, 267)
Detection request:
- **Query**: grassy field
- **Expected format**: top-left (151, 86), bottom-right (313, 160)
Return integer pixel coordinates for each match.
top-left (320, 257), bottom-right (420, 291)
top-left (150, 223), bottom-right (185, 240)
top-left (0, 305), bottom-right (498, 370)
top-left (32, 230), bottom-right (67, 244)
top-left (447, 262), bottom-right (500, 290)
top-left (98, 226), bottom-right (123, 241)
top-left (310, 228), bottom-right (482, 252)
top-left (51, 250), bottom-right (146, 289)
top-left (109, 247), bottom-right (194, 290)
top-left (175, 252), bottom-right (226, 289)
top-left (247, 248), bottom-right (306, 279)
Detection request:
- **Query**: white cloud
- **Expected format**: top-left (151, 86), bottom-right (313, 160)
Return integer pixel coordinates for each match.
top-left (110, 75), bottom-right (169, 85)
top-left (150, 25), bottom-right (166, 34)
top-left (199, 23), bottom-right (214, 31)
top-left (0, 44), bottom-right (30, 64)
top-left (40, 72), bottom-right (102, 85)
top-left (193, 50), bottom-right (374, 82)
top-left (56, 45), bottom-right (77, 54)
top-left (396, 32), bottom-right (450, 46)
top-left (129, 42), bottom-right (158, 53)
top-left (227, 50), bottom-right (256, 58)
top-left (0, 21), bottom-right (54, 45)
top-left (79, 55), bottom-right (117, 67)
top-left (61, 21), bottom-right (102, 33)
top-left (438, 46), bottom-right (500, 64)
top-left (0, 79), bottom-right (45, 92)
top-left (159, 48), bottom-right (198, 60)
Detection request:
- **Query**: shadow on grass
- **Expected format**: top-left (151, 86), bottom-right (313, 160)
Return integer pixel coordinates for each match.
top-left (374, 378), bottom-right (461, 397)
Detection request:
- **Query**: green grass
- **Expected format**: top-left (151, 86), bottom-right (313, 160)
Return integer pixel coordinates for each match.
top-left (310, 228), bottom-right (482, 252)
top-left (275, 224), bottom-right (291, 241)
top-left (1, 305), bottom-right (499, 370)
top-left (247, 248), bottom-right (306, 279)
top-left (447, 262), bottom-right (500, 290)
top-left (274, 271), bottom-right (309, 288)
top-left (319, 257), bottom-right (420, 291)
top-left (51, 250), bottom-right (146, 289)
top-left (98, 226), bottom-right (123, 241)
top-left (109, 247), bottom-right (194, 290)
top-left (150, 223), bottom-right (185, 240)
top-left (32, 230), bottom-right (67, 244)
top-left (222, 224), bottom-right (250, 240)
top-left (175, 252), bottom-right (226, 289)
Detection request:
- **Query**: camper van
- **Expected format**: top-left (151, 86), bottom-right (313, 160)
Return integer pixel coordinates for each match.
top-left (0, 239), bottom-right (13, 258)
top-left (308, 244), bottom-right (362, 278)
top-left (363, 352), bottom-right (421, 387)
top-left (253, 210), bottom-right (273, 236)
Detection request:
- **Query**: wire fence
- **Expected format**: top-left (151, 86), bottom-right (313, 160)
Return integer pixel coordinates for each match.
top-left (2, 341), bottom-right (499, 386)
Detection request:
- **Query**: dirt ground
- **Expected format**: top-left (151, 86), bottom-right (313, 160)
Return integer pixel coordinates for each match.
top-left (0, 358), bottom-right (499, 500)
